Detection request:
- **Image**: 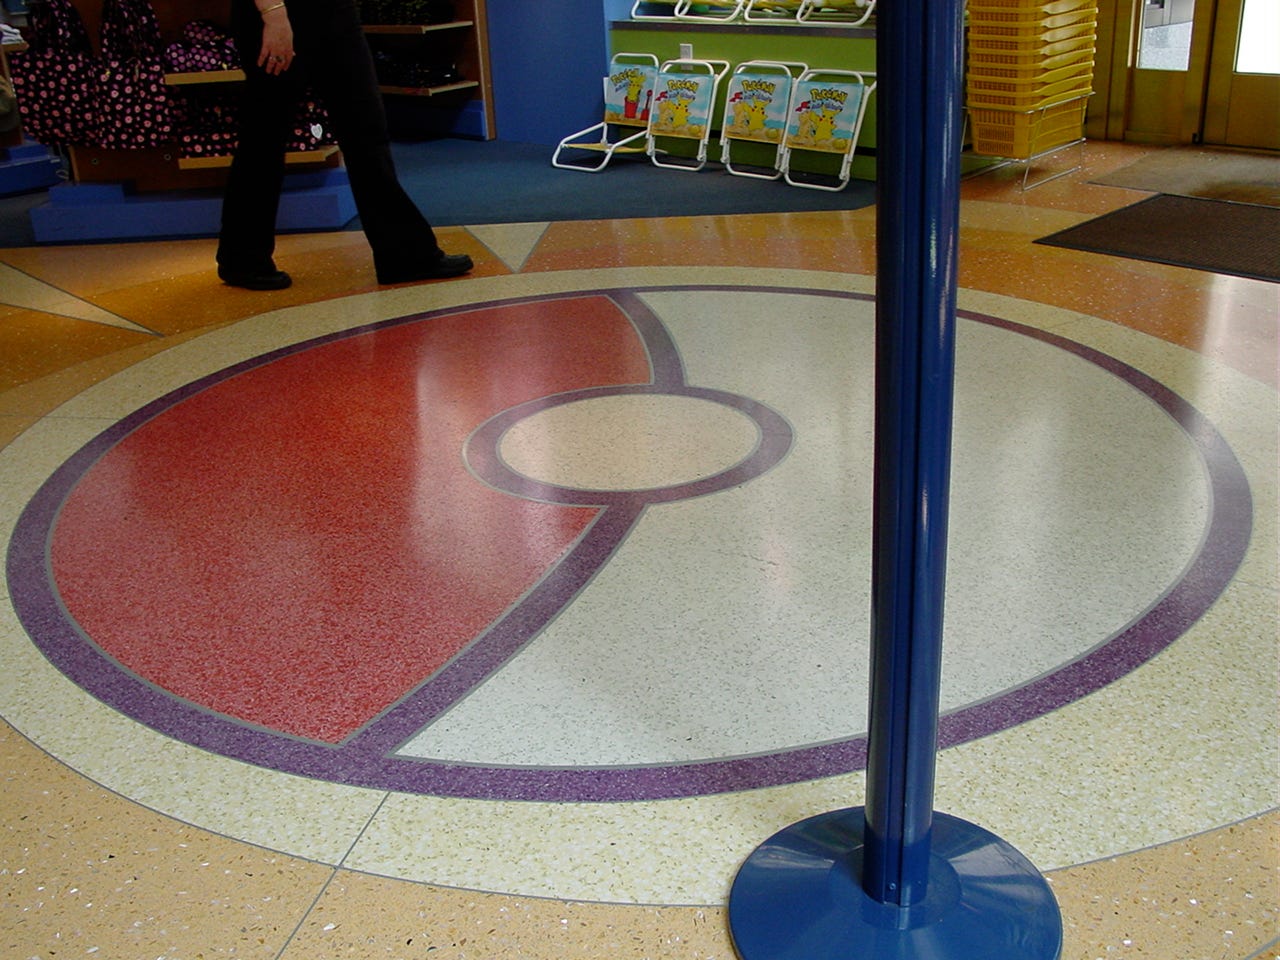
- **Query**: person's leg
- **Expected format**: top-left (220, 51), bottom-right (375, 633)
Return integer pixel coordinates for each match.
top-left (290, 0), bottom-right (470, 282)
top-left (216, 0), bottom-right (301, 287)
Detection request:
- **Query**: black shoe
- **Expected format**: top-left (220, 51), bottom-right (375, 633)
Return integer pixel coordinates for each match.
top-left (377, 253), bottom-right (473, 285)
top-left (218, 266), bottom-right (293, 290)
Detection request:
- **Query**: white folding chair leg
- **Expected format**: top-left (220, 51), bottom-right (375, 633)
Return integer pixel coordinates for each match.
top-left (675, 0), bottom-right (745, 20)
top-left (552, 54), bottom-right (660, 172)
top-left (797, 0), bottom-right (876, 27)
top-left (553, 123), bottom-right (649, 172)
top-left (631, 0), bottom-right (681, 19)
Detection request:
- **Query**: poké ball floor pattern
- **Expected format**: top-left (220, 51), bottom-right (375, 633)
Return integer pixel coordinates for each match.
top-left (1, 268), bottom-right (1275, 905)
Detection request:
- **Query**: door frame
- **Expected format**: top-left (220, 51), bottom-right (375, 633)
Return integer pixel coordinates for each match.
top-left (1092, 0), bottom-right (1280, 146)
top-left (1201, 0), bottom-right (1280, 148)
top-left (1095, 0), bottom-right (1217, 143)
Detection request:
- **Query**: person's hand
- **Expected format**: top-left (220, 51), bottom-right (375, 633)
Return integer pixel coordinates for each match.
top-left (258, 6), bottom-right (295, 76)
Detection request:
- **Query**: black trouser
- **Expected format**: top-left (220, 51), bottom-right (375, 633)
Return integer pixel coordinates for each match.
top-left (218, 0), bottom-right (442, 278)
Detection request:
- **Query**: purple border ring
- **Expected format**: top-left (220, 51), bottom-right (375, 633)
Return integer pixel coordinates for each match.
top-left (466, 383), bottom-right (794, 508)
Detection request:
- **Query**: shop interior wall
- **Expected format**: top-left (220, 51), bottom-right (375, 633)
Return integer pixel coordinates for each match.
top-left (487, 0), bottom-right (611, 144)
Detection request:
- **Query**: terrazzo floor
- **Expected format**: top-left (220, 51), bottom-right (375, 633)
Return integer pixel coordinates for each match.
top-left (1, 140), bottom-right (1277, 959)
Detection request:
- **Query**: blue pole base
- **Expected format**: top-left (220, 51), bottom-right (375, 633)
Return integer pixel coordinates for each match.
top-left (728, 808), bottom-right (1062, 960)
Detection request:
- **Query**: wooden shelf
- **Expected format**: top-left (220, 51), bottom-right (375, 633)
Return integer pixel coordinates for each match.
top-left (164, 69), bottom-right (246, 86)
top-left (54, 0), bottom-right (491, 194)
top-left (363, 21), bottom-right (474, 34)
top-left (378, 79), bottom-right (479, 97)
top-left (361, 5), bottom-right (494, 137)
top-left (177, 145), bottom-right (339, 170)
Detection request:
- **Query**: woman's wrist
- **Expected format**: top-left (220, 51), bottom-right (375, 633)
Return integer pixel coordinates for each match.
top-left (258, 2), bottom-right (287, 16)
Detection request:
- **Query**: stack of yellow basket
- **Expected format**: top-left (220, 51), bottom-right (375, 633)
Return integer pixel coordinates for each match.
top-left (966, 0), bottom-right (1097, 159)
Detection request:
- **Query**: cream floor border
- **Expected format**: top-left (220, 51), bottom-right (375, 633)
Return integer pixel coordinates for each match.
top-left (0, 267), bottom-right (1275, 906)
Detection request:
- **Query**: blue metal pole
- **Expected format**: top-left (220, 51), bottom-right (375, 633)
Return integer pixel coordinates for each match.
top-left (727, 0), bottom-right (1063, 952)
top-left (863, 0), bottom-right (966, 909)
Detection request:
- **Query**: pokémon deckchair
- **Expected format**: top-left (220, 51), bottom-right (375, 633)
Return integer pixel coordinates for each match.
top-left (780, 68), bottom-right (876, 191)
top-left (630, 0), bottom-right (681, 19)
top-left (719, 60), bottom-right (807, 179)
top-left (743, 0), bottom-right (803, 24)
top-left (646, 58), bottom-right (730, 172)
top-left (797, 0), bottom-right (877, 27)
top-left (552, 53), bottom-right (659, 172)
top-left (674, 0), bottom-right (746, 21)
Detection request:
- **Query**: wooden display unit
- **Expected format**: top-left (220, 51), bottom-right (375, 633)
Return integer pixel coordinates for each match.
top-left (1, 38), bottom-right (65, 196)
top-left (27, 1), bottom-right (370, 240)
top-left (58, 0), bottom-right (494, 190)
top-left (362, 0), bottom-right (495, 138)
top-left (63, 0), bottom-right (335, 190)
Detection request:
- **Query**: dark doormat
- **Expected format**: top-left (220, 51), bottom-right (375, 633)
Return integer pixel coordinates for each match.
top-left (1035, 194), bottom-right (1280, 283)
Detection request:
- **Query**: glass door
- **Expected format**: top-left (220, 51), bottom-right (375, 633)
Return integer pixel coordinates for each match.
top-left (1122, 0), bottom-right (1215, 143)
top-left (1201, 0), bottom-right (1280, 149)
top-left (1118, 0), bottom-right (1278, 145)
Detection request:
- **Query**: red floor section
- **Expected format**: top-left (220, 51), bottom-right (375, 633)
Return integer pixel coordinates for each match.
top-left (51, 297), bottom-right (652, 742)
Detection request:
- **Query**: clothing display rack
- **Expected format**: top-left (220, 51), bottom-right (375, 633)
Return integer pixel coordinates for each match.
top-left (13, 0), bottom-right (492, 241)
top-left (0, 39), bottom-right (62, 193)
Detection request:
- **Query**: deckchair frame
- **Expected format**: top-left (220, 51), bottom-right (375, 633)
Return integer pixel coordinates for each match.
top-left (719, 60), bottom-right (808, 180)
top-left (630, 0), bottom-right (681, 19)
top-left (797, 0), bottom-right (877, 27)
top-left (674, 0), bottom-right (746, 21)
top-left (646, 58), bottom-right (731, 172)
top-left (779, 68), bottom-right (877, 191)
top-left (552, 53), bottom-right (660, 173)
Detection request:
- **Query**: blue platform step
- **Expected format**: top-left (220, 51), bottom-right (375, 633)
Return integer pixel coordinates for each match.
top-left (30, 167), bottom-right (357, 244)
top-left (0, 142), bottom-right (63, 197)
